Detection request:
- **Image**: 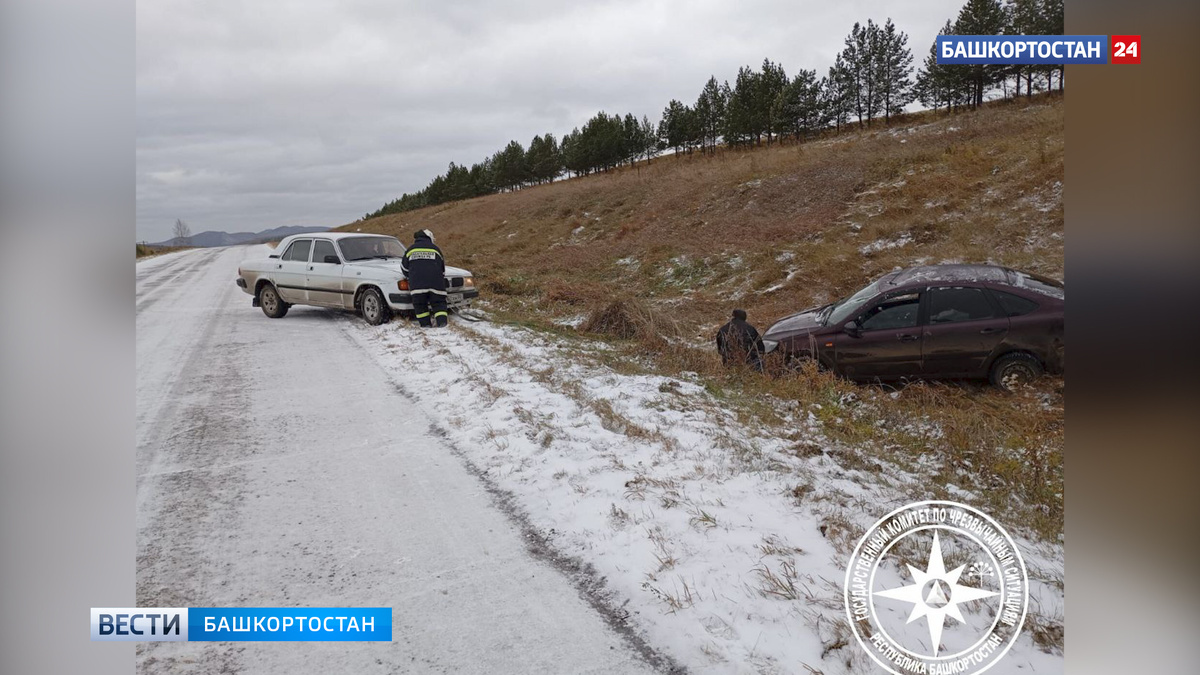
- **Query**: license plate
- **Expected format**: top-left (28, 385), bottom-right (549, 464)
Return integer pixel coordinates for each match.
top-left (448, 293), bottom-right (463, 304)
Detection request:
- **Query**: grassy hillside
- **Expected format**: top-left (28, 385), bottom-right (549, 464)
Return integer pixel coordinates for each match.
top-left (344, 96), bottom-right (1062, 340)
top-left (339, 96), bottom-right (1065, 544)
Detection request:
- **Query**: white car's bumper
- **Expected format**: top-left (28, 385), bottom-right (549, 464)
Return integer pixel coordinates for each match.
top-left (386, 288), bottom-right (478, 311)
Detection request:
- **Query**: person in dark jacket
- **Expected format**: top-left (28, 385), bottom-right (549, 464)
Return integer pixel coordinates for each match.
top-left (716, 309), bottom-right (765, 372)
top-left (400, 229), bottom-right (448, 327)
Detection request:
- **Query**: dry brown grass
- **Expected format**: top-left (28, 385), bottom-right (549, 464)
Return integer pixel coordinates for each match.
top-left (339, 94), bottom-right (1066, 542)
top-left (136, 243), bottom-right (191, 258)
top-left (344, 96), bottom-right (1061, 335)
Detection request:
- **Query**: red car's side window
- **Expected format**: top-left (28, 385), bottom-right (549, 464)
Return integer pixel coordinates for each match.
top-left (928, 287), bottom-right (998, 324)
top-left (991, 290), bottom-right (1039, 317)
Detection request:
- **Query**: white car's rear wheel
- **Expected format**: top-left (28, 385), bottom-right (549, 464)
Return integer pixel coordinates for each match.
top-left (259, 284), bottom-right (289, 318)
top-left (360, 287), bottom-right (390, 325)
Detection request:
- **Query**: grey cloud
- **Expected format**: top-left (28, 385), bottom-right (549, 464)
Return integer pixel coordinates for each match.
top-left (137, 0), bottom-right (962, 240)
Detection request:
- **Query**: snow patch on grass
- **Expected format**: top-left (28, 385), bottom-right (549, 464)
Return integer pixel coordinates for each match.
top-left (859, 232), bottom-right (914, 255)
top-left (553, 313), bottom-right (588, 328)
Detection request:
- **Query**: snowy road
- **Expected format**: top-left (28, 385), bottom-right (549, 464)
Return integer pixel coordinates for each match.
top-left (135, 246), bottom-right (665, 674)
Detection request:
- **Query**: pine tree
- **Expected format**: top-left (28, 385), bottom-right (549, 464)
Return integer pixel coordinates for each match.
top-left (876, 18), bottom-right (914, 123)
top-left (1005, 0), bottom-right (1039, 98)
top-left (823, 56), bottom-right (855, 133)
top-left (953, 0), bottom-right (1007, 108)
top-left (775, 69), bottom-right (822, 140)
top-left (758, 58), bottom-right (788, 144)
top-left (1041, 0), bottom-right (1064, 91)
top-left (580, 112), bottom-right (625, 172)
top-left (526, 135), bottom-right (546, 184)
top-left (639, 115), bottom-right (658, 164)
top-left (493, 140), bottom-right (528, 190)
top-left (840, 20), bottom-right (889, 126)
top-left (695, 76), bottom-right (726, 154)
top-left (526, 133), bottom-right (563, 184)
top-left (469, 159), bottom-right (494, 196)
top-left (660, 100), bottom-right (690, 155)
top-left (916, 20), bottom-right (971, 112)
top-left (725, 67), bottom-right (759, 146)
top-left (561, 128), bottom-right (585, 177)
top-left (622, 113), bottom-right (642, 165)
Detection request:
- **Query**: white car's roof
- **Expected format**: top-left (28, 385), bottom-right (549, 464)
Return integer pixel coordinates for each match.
top-left (280, 231), bottom-right (397, 243)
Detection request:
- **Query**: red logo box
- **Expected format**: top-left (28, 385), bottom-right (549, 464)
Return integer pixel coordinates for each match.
top-left (1111, 35), bottom-right (1141, 64)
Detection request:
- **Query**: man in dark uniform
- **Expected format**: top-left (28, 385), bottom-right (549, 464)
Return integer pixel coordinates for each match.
top-left (400, 229), bottom-right (448, 327)
top-left (716, 308), bottom-right (765, 372)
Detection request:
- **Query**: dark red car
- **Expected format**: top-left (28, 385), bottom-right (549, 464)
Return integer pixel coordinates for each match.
top-left (761, 265), bottom-right (1064, 388)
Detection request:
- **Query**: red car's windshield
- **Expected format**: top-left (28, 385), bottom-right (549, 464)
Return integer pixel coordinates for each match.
top-left (826, 280), bottom-right (883, 325)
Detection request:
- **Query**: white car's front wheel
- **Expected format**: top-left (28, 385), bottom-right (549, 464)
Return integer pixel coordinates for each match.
top-left (359, 287), bottom-right (391, 326)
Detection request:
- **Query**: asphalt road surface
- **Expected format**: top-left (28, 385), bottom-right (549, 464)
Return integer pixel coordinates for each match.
top-left (135, 246), bottom-right (662, 674)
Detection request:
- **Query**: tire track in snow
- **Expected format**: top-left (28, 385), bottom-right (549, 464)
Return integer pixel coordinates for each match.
top-left (136, 248), bottom-right (225, 315)
top-left (340, 317), bottom-right (686, 674)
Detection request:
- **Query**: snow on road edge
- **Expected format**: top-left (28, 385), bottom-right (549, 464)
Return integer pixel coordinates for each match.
top-left (348, 318), bottom-right (1064, 674)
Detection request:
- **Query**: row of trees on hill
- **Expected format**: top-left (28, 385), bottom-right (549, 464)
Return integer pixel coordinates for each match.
top-left (364, 0), bottom-right (1063, 221)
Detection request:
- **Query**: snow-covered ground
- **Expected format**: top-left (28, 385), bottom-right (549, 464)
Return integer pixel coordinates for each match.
top-left (351, 316), bottom-right (1066, 674)
top-left (137, 246), bottom-right (1064, 674)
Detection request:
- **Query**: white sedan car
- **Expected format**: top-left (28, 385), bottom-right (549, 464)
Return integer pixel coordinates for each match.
top-left (235, 232), bottom-right (478, 324)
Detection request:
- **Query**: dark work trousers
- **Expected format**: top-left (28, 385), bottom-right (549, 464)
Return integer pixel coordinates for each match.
top-left (412, 289), bottom-right (448, 327)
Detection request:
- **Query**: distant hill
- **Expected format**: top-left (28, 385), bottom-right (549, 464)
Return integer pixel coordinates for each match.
top-left (148, 225), bottom-right (330, 248)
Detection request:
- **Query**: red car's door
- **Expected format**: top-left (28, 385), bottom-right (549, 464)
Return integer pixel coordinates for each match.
top-left (921, 286), bottom-right (1010, 377)
top-left (834, 290), bottom-right (924, 380)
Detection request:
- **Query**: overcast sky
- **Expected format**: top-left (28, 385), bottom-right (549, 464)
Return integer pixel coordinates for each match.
top-left (136, 0), bottom-right (963, 241)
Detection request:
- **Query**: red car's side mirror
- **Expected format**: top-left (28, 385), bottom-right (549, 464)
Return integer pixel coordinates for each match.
top-left (844, 321), bottom-right (862, 338)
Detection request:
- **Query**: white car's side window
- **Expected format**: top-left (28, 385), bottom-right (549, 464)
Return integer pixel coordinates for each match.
top-left (283, 239), bottom-right (312, 262)
top-left (312, 240), bottom-right (338, 264)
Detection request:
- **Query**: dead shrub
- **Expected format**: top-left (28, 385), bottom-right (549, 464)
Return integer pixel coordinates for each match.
top-left (580, 299), bottom-right (682, 346)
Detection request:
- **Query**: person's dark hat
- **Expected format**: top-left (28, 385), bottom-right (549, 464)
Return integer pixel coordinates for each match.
top-left (732, 308), bottom-right (747, 321)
